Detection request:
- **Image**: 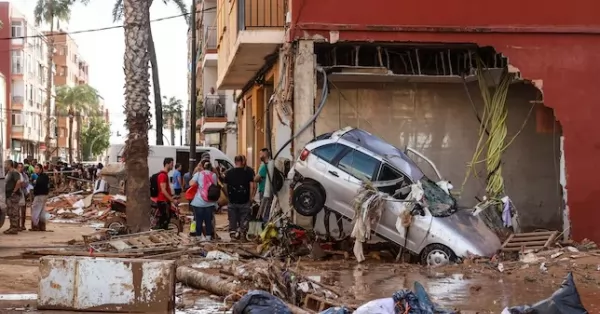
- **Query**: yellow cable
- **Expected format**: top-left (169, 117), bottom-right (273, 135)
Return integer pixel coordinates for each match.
top-left (461, 55), bottom-right (512, 200)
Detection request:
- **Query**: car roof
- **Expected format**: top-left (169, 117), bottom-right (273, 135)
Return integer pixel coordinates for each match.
top-left (333, 128), bottom-right (425, 179)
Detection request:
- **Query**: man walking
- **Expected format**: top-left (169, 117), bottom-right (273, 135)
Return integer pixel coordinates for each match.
top-left (156, 158), bottom-right (176, 230)
top-left (4, 160), bottom-right (22, 234)
top-left (224, 155), bottom-right (255, 240)
top-left (172, 163), bottom-right (183, 196)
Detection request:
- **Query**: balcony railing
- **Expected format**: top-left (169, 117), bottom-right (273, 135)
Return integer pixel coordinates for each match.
top-left (203, 95), bottom-right (227, 118)
top-left (204, 26), bottom-right (218, 51)
top-left (12, 96), bottom-right (23, 104)
top-left (238, 0), bottom-right (286, 30)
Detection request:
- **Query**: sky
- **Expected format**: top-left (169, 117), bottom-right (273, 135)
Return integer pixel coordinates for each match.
top-left (11, 0), bottom-right (191, 146)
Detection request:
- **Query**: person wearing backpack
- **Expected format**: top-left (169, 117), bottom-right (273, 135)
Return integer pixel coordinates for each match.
top-left (150, 157), bottom-right (177, 230)
top-left (223, 155), bottom-right (255, 241)
top-left (189, 160), bottom-right (219, 241)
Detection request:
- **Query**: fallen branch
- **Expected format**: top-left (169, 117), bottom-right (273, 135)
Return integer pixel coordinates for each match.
top-left (176, 266), bottom-right (311, 314)
top-left (22, 249), bottom-right (143, 258)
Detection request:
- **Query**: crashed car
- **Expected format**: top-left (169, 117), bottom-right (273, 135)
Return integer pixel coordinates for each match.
top-left (289, 127), bottom-right (501, 266)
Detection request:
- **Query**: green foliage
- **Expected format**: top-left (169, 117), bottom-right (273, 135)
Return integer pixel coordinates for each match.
top-left (33, 0), bottom-right (75, 27)
top-left (81, 117), bottom-right (111, 160)
top-left (55, 84), bottom-right (100, 115)
top-left (195, 99), bottom-right (203, 119)
top-left (162, 96), bottom-right (183, 129)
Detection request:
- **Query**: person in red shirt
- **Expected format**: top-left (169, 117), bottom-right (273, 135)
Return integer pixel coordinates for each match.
top-left (156, 157), bottom-right (176, 229)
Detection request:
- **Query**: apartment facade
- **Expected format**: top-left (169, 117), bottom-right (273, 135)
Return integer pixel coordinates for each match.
top-left (47, 31), bottom-right (90, 161)
top-left (215, 0), bottom-right (600, 243)
top-left (0, 3), bottom-right (54, 162)
top-left (189, 0), bottom-right (237, 157)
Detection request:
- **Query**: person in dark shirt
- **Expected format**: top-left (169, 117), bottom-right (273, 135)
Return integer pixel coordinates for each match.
top-left (223, 155), bottom-right (255, 240)
top-left (4, 160), bottom-right (22, 234)
top-left (31, 164), bottom-right (50, 231)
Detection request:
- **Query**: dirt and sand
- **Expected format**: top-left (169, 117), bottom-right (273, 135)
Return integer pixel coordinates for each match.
top-left (1, 215), bottom-right (600, 313)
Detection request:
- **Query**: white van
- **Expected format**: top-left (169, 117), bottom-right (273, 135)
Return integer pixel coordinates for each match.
top-left (107, 144), bottom-right (234, 178)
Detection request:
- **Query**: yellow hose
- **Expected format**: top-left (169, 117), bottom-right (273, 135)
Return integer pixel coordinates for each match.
top-left (461, 56), bottom-right (512, 200)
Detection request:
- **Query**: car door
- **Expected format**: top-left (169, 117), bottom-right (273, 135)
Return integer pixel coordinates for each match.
top-left (308, 142), bottom-right (349, 213)
top-left (327, 147), bottom-right (381, 218)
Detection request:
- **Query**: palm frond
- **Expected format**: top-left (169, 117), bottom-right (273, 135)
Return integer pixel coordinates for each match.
top-left (112, 0), bottom-right (124, 22)
top-left (165, 0), bottom-right (189, 25)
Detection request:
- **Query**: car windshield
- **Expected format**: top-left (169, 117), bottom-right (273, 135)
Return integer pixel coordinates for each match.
top-left (419, 177), bottom-right (457, 217)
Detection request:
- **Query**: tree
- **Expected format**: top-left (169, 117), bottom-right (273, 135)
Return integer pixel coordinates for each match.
top-left (55, 84), bottom-right (100, 163)
top-left (112, 0), bottom-right (188, 146)
top-left (34, 0), bottom-right (81, 160)
top-left (122, 0), bottom-right (152, 232)
top-left (81, 117), bottom-right (110, 161)
top-left (162, 96), bottom-right (183, 146)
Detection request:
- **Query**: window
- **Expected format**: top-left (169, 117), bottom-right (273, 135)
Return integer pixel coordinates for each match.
top-left (216, 159), bottom-right (233, 170)
top-left (312, 143), bottom-right (345, 163)
top-left (11, 21), bottom-right (23, 38)
top-left (376, 164), bottom-right (411, 197)
top-left (11, 113), bottom-right (23, 126)
top-left (337, 149), bottom-right (380, 181)
top-left (11, 51), bottom-right (23, 74)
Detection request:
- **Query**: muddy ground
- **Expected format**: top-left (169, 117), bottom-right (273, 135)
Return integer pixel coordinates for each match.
top-left (0, 214), bottom-right (599, 313)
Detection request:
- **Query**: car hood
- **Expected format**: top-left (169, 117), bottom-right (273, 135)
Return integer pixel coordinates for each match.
top-left (432, 209), bottom-right (502, 257)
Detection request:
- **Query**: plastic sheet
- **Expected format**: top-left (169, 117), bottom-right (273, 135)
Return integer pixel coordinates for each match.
top-left (319, 307), bottom-right (351, 314)
top-left (232, 290), bottom-right (292, 314)
top-left (502, 272), bottom-right (588, 314)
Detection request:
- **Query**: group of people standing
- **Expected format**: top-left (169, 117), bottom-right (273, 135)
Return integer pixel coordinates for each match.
top-left (153, 148), bottom-right (272, 242)
top-left (3, 159), bottom-right (50, 234)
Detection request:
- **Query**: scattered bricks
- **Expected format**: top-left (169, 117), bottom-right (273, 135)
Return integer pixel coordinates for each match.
top-left (38, 256), bottom-right (176, 313)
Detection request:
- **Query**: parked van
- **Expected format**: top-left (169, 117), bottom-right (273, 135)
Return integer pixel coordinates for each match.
top-left (107, 144), bottom-right (234, 178)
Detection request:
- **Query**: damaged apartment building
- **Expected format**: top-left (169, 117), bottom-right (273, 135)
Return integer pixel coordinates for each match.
top-left (202, 0), bottom-right (600, 243)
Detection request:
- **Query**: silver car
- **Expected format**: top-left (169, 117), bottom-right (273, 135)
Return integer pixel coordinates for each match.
top-left (289, 127), bottom-right (501, 266)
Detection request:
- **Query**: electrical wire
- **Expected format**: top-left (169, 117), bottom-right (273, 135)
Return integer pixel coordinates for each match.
top-left (273, 66), bottom-right (329, 160)
top-left (2, 7), bottom-right (216, 41)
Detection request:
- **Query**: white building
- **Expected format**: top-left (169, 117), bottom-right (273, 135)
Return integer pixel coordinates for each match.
top-left (10, 7), bottom-right (54, 161)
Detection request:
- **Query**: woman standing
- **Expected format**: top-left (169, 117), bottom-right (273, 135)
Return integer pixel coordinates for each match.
top-left (16, 163), bottom-right (28, 231)
top-left (189, 161), bottom-right (218, 241)
top-left (31, 164), bottom-right (50, 231)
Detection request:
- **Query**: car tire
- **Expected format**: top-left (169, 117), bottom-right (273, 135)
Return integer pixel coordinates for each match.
top-left (420, 243), bottom-right (457, 267)
top-left (104, 216), bottom-right (127, 235)
top-left (292, 183), bottom-right (325, 217)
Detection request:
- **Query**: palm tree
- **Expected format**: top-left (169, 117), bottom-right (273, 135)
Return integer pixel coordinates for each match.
top-left (112, 0), bottom-right (188, 146)
top-left (34, 0), bottom-right (78, 160)
top-left (55, 84), bottom-right (100, 163)
top-left (121, 0), bottom-right (152, 232)
top-left (162, 96), bottom-right (183, 146)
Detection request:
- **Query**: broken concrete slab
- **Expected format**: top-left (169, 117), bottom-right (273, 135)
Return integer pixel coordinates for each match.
top-left (38, 256), bottom-right (176, 312)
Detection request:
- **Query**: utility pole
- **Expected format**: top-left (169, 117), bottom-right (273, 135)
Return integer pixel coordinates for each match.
top-left (189, 0), bottom-right (198, 173)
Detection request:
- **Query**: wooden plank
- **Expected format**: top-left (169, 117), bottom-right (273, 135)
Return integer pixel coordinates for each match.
top-left (501, 233), bottom-right (515, 249)
top-left (543, 231), bottom-right (558, 248)
top-left (510, 235), bottom-right (556, 242)
top-left (513, 231), bottom-right (555, 236)
top-left (503, 246), bottom-right (546, 252)
top-left (127, 238), bottom-right (144, 248)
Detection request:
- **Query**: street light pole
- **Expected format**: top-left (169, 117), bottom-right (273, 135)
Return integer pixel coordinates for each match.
top-left (189, 0), bottom-right (198, 173)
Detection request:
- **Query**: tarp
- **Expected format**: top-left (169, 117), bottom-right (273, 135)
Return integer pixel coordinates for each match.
top-left (502, 272), bottom-right (588, 314)
top-left (232, 290), bottom-right (292, 314)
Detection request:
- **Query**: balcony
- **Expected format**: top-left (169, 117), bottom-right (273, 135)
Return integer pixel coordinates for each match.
top-left (202, 26), bottom-right (218, 68)
top-left (12, 96), bottom-right (24, 110)
top-left (216, 0), bottom-right (285, 89)
top-left (198, 94), bottom-right (227, 133)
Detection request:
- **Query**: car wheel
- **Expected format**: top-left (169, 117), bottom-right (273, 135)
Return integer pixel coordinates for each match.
top-left (292, 183), bottom-right (325, 216)
top-left (420, 244), bottom-right (456, 267)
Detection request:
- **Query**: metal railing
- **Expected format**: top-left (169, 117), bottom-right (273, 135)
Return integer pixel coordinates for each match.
top-left (204, 26), bottom-right (218, 51)
top-left (238, 0), bottom-right (286, 30)
top-left (203, 94), bottom-right (227, 118)
top-left (12, 96), bottom-right (24, 104)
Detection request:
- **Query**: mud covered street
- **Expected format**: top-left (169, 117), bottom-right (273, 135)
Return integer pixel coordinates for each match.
top-left (0, 215), bottom-right (599, 313)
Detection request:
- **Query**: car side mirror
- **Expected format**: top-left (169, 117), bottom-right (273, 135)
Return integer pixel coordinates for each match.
top-left (410, 204), bottom-right (425, 216)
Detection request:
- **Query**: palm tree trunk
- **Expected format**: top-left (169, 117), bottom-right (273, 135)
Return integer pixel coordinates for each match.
top-left (123, 0), bottom-right (152, 233)
top-left (148, 28), bottom-right (164, 145)
top-left (43, 11), bottom-right (55, 161)
top-left (76, 114), bottom-right (83, 161)
top-left (68, 112), bottom-right (73, 164)
top-left (170, 120), bottom-right (175, 146)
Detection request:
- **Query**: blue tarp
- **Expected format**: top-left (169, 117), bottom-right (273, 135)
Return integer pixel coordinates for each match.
top-left (232, 290), bottom-right (292, 314)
